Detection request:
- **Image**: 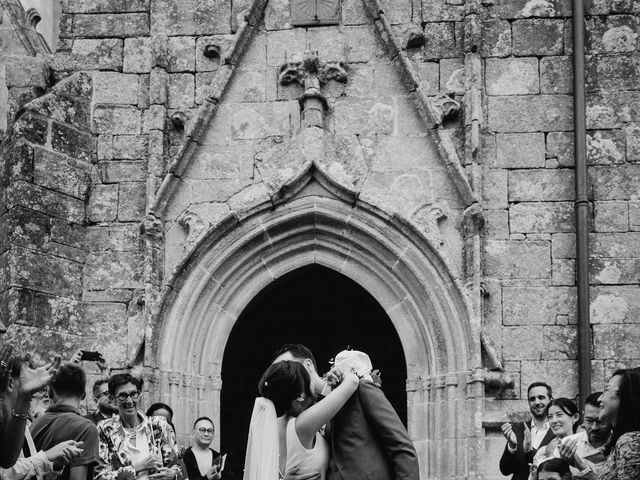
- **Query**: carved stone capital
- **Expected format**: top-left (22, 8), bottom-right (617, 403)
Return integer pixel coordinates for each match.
top-left (168, 371), bottom-right (181, 385)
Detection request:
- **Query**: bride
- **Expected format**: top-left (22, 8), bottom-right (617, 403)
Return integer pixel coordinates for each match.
top-left (243, 360), bottom-right (359, 480)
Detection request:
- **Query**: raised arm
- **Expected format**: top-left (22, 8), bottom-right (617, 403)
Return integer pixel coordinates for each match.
top-left (357, 380), bottom-right (420, 480)
top-left (294, 371), bottom-right (359, 446)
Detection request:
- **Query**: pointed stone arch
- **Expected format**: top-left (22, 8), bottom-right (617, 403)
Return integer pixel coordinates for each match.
top-left (149, 163), bottom-right (484, 477)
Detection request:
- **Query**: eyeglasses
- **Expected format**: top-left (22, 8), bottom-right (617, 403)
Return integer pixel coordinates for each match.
top-left (96, 391), bottom-right (110, 400)
top-left (116, 391), bottom-right (140, 402)
top-left (197, 428), bottom-right (214, 434)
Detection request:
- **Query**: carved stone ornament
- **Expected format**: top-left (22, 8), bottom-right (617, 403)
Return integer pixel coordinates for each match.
top-left (433, 93), bottom-right (461, 123)
top-left (278, 51), bottom-right (347, 88)
top-left (291, 0), bottom-right (341, 26)
top-left (279, 51), bottom-right (348, 128)
top-left (412, 203), bottom-right (447, 246)
top-left (177, 209), bottom-right (207, 249)
top-left (142, 214), bottom-right (164, 246)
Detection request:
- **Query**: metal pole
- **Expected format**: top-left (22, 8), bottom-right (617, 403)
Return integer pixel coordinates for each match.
top-left (573, 0), bottom-right (591, 410)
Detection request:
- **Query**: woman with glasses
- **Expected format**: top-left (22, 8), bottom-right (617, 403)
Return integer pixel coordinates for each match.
top-left (95, 374), bottom-right (182, 480)
top-left (597, 367), bottom-right (640, 480)
top-left (182, 417), bottom-right (235, 480)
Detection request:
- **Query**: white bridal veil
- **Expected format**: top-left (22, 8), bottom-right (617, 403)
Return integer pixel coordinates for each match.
top-left (243, 397), bottom-right (279, 480)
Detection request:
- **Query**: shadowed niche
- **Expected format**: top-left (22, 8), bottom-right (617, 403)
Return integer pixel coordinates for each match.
top-left (220, 264), bottom-right (407, 474)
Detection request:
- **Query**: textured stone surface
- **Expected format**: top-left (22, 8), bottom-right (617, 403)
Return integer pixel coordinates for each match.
top-left (509, 169), bottom-right (574, 201)
top-left (94, 72), bottom-right (139, 104)
top-left (512, 19), bottom-right (565, 56)
top-left (485, 240), bottom-right (551, 279)
top-left (496, 133), bottom-right (545, 168)
top-left (509, 202), bottom-right (574, 233)
top-left (540, 56), bottom-right (573, 94)
top-left (488, 95), bottom-right (573, 132)
top-left (73, 13), bottom-right (149, 38)
top-left (486, 58), bottom-right (539, 96)
top-left (151, 0), bottom-right (232, 36)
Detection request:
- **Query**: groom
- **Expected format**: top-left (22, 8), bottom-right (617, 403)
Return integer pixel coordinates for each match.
top-left (272, 344), bottom-right (420, 480)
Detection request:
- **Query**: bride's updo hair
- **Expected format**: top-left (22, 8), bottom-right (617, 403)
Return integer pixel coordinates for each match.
top-left (258, 360), bottom-right (311, 416)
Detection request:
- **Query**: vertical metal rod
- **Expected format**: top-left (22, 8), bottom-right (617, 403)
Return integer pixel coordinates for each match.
top-left (573, 0), bottom-right (591, 410)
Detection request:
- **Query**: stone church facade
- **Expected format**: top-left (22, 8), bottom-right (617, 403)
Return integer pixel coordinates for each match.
top-left (1, 0), bottom-right (640, 478)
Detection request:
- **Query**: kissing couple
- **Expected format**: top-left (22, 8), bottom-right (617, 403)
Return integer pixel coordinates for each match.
top-left (242, 344), bottom-right (420, 480)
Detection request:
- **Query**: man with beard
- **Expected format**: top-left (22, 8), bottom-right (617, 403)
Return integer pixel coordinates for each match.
top-left (500, 382), bottom-right (556, 480)
top-left (84, 379), bottom-right (118, 425)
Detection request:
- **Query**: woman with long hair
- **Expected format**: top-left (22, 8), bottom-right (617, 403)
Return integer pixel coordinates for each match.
top-left (243, 360), bottom-right (359, 480)
top-left (597, 367), bottom-right (640, 480)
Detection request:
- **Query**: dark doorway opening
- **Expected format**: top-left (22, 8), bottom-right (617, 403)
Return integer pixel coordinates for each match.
top-left (220, 264), bottom-right (407, 475)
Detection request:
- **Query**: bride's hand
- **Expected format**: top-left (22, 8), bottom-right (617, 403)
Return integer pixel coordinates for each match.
top-left (342, 370), bottom-right (360, 387)
top-left (325, 367), bottom-right (343, 387)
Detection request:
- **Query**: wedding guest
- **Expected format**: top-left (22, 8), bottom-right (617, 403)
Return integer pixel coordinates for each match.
top-left (85, 379), bottom-right (118, 425)
top-left (596, 367), bottom-right (640, 480)
top-left (183, 417), bottom-right (235, 480)
top-left (500, 382), bottom-right (556, 480)
top-left (30, 362), bottom-right (100, 480)
top-left (146, 403), bottom-right (176, 434)
top-left (534, 458), bottom-right (573, 480)
top-left (95, 374), bottom-right (182, 480)
top-left (531, 398), bottom-right (579, 466)
top-left (0, 344), bottom-right (61, 469)
top-left (1, 357), bottom-right (83, 480)
top-left (557, 392), bottom-right (611, 476)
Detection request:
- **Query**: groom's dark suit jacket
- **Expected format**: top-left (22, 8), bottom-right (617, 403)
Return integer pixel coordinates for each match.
top-left (327, 379), bottom-right (420, 480)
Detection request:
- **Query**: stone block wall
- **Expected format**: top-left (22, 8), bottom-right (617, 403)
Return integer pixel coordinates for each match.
top-left (1, 0), bottom-right (640, 476)
top-left (481, 0), bottom-right (640, 445)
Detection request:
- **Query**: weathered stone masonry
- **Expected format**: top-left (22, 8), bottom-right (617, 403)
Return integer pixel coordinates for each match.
top-left (1, 0), bottom-right (640, 478)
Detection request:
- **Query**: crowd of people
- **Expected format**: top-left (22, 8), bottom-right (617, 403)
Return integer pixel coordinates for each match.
top-left (0, 340), bottom-right (638, 480)
top-left (499, 372), bottom-right (640, 480)
top-left (0, 344), bottom-right (233, 480)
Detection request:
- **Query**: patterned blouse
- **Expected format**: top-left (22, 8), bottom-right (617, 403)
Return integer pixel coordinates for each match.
top-left (598, 431), bottom-right (640, 480)
top-left (95, 411), bottom-right (183, 480)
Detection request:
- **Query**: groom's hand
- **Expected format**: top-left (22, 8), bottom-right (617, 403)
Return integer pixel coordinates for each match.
top-left (284, 469), bottom-right (321, 480)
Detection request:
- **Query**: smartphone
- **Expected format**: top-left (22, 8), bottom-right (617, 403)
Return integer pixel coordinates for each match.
top-left (80, 350), bottom-right (103, 362)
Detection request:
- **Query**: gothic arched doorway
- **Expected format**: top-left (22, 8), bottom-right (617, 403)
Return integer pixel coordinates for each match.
top-left (220, 264), bottom-right (407, 474)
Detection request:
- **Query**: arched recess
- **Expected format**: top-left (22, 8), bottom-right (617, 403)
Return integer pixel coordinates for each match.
top-left (150, 175), bottom-right (484, 478)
